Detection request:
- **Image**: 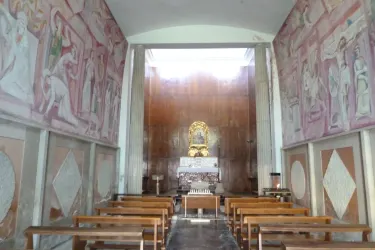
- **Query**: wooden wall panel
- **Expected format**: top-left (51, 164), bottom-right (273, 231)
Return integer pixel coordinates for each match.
top-left (144, 66), bottom-right (256, 193)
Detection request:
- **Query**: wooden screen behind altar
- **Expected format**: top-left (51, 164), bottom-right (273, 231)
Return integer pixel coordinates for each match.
top-left (144, 66), bottom-right (257, 193)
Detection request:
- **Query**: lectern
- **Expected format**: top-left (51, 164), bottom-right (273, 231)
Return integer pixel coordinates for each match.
top-left (152, 174), bottom-right (164, 195)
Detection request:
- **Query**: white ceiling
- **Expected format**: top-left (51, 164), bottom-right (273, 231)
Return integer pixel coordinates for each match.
top-left (106, 0), bottom-right (295, 37)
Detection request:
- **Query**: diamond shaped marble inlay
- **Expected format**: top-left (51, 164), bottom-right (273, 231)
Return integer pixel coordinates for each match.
top-left (323, 149), bottom-right (356, 219)
top-left (53, 150), bottom-right (82, 216)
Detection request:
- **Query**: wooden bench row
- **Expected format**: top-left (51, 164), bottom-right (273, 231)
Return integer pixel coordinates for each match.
top-left (224, 197), bottom-right (374, 250)
top-left (24, 196), bottom-right (175, 250)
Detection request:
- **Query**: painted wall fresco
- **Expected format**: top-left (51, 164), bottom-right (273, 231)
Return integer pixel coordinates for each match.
top-left (0, 0), bottom-right (127, 145)
top-left (274, 0), bottom-right (375, 146)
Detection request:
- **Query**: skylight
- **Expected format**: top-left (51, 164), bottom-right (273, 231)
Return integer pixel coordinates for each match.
top-left (147, 48), bottom-right (253, 79)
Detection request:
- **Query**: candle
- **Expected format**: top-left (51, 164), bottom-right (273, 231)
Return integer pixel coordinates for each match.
top-left (277, 184), bottom-right (280, 189)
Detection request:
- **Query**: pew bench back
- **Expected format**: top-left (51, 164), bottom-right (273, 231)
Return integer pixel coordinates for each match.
top-left (23, 226), bottom-right (144, 250)
top-left (109, 201), bottom-right (173, 214)
top-left (282, 241), bottom-right (375, 250)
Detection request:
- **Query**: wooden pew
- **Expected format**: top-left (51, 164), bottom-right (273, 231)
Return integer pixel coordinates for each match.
top-left (225, 197), bottom-right (279, 215)
top-left (258, 224), bottom-right (372, 250)
top-left (121, 196), bottom-right (175, 212)
top-left (182, 195), bottom-right (220, 217)
top-left (95, 207), bottom-right (169, 243)
top-left (73, 216), bottom-right (162, 250)
top-left (224, 197), bottom-right (278, 226)
top-left (24, 226), bottom-right (144, 250)
top-left (109, 201), bottom-right (173, 215)
top-left (237, 207), bottom-right (309, 248)
top-left (121, 196), bottom-right (173, 203)
top-left (282, 241), bottom-right (375, 250)
top-left (231, 202), bottom-right (293, 233)
top-left (242, 216), bottom-right (332, 250)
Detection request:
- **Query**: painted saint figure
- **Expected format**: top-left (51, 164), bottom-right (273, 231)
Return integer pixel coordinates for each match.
top-left (50, 45), bottom-right (79, 85)
top-left (111, 86), bottom-right (120, 141)
top-left (193, 131), bottom-right (205, 144)
top-left (353, 44), bottom-right (370, 118)
top-left (39, 45), bottom-right (79, 126)
top-left (281, 90), bottom-right (293, 144)
top-left (48, 8), bottom-right (72, 70)
top-left (81, 51), bottom-right (95, 114)
top-left (302, 51), bottom-right (327, 122)
top-left (322, 36), bottom-right (355, 131)
top-left (101, 82), bottom-right (112, 139)
top-left (0, 9), bottom-right (33, 104)
top-left (39, 69), bottom-right (78, 126)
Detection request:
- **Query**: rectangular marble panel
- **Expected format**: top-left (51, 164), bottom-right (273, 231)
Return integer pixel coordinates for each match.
top-left (40, 134), bottom-right (90, 249)
top-left (285, 145), bottom-right (311, 208)
top-left (94, 148), bottom-right (117, 205)
top-left (313, 133), bottom-right (366, 225)
top-left (49, 147), bottom-right (84, 222)
top-left (42, 134), bottom-right (90, 225)
top-left (0, 136), bottom-right (24, 246)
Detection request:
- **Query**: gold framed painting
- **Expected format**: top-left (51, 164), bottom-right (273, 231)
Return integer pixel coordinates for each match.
top-left (188, 121), bottom-right (209, 157)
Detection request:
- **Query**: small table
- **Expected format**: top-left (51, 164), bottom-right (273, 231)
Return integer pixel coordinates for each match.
top-left (182, 195), bottom-right (220, 218)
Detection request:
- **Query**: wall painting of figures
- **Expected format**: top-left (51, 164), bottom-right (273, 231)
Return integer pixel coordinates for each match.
top-left (0, 0), bottom-right (127, 145)
top-left (274, 0), bottom-right (375, 146)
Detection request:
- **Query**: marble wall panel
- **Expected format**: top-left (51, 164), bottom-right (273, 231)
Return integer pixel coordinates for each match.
top-left (313, 133), bottom-right (366, 224)
top-left (40, 133), bottom-right (90, 249)
top-left (285, 145), bottom-right (311, 208)
top-left (321, 147), bottom-right (359, 223)
top-left (42, 133), bottom-right (90, 224)
top-left (93, 146), bottom-right (117, 206)
top-left (48, 147), bottom-right (84, 222)
top-left (0, 119), bottom-right (41, 249)
top-left (0, 136), bottom-right (24, 245)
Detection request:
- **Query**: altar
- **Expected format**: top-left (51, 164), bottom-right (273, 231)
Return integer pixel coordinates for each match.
top-left (177, 157), bottom-right (220, 190)
top-left (177, 157), bottom-right (220, 176)
top-left (177, 121), bottom-right (221, 191)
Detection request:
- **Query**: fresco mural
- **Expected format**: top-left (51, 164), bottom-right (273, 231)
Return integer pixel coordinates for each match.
top-left (274, 0), bottom-right (375, 146)
top-left (0, 0), bottom-right (127, 145)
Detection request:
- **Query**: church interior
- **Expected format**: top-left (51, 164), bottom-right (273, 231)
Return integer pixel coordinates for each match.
top-left (2, 0), bottom-right (375, 249)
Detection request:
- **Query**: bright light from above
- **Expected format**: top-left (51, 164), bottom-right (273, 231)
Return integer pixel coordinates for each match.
top-left (148, 48), bottom-right (253, 79)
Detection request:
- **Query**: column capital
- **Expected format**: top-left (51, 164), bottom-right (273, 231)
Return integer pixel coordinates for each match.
top-left (255, 43), bottom-right (268, 49)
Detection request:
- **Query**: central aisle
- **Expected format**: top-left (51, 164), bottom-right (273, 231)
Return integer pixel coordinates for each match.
top-left (166, 218), bottom-right (239, 250)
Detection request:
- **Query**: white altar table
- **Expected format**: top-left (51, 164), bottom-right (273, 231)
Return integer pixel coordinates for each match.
top-left (176, 167), bottom-right (221, 178)
top-left (177, 157), bottom-right (220, 189)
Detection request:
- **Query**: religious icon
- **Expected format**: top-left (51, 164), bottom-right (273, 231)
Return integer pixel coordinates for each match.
top-left (193, 130), bottom-right (205, 144)
top-left (188, 121), bottom-right (209, 157)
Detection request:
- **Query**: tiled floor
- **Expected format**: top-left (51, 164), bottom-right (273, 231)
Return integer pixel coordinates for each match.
top-left (166, 217), bottom-right (239, 250)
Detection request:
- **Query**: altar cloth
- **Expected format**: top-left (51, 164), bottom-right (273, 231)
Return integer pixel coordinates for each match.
top-left (176, 167), bottom-right (221, 179)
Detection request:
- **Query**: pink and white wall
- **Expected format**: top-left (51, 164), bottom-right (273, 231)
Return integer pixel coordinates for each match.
top-left (0, 0), bottom-right (127, 145)
top-left (275, 0), bottom-right (375, 240)
top-left (0, 0), bottom-right (127, 248)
